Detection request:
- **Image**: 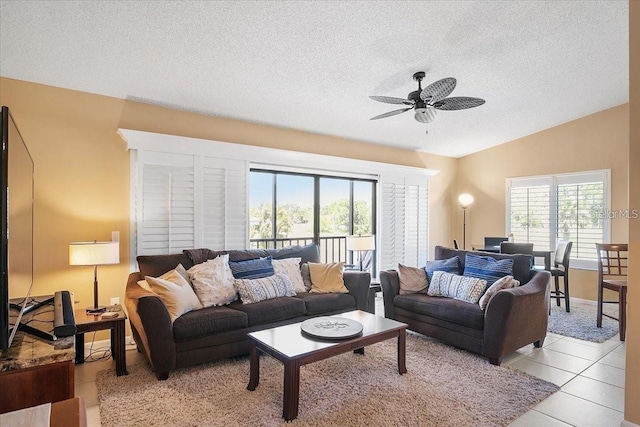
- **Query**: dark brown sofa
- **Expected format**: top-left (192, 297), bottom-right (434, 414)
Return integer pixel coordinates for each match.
top-left (380, 245), bottom-right (551, 365)
top-left (124, 245), bottom-right (370, 380)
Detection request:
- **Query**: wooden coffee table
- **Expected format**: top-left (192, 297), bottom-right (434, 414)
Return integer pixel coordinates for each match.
top-left (247, 310), bottom-right (407, 421)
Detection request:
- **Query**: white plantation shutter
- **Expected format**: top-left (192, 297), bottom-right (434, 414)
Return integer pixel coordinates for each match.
top-left (201, 157), bottom-right (247, 250)
top-left (507, 171), bottom-right (609, 269)
top-left (134, 151), bottom-right (248, 256)
top-left (380, 176), bottom-right (429, 270)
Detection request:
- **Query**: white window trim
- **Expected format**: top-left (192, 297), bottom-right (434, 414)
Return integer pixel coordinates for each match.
top-left (506, 169), bottom-right (611, 271)
top-left (119, 129), bottom-right (438, 271)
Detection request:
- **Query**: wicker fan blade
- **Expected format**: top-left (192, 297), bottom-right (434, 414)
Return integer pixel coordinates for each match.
top-left (370, 107), bottom-right (413, 120)
top-left (420, 77), bottom-right (457, 102)
top-left (369, 96), bottom-right (415, 106)
top-left (432, 97), bottom-right (486, 111)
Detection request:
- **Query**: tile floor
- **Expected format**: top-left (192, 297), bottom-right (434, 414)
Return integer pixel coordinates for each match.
top-left (75, 298), bottom-right (626, 426)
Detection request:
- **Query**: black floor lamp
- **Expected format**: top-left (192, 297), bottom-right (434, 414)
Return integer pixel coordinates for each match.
top-left (458, 193), bottom-right (474, 249)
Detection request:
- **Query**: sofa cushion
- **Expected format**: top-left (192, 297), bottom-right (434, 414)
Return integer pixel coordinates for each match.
top-left (294, 292), bottom-right (356, 315)
top-left (300, 263), bottom-right (313, 291)
top-left (172, 306), bottom-right (248, 342)
top-left (187, 254), bottom-right (238, 307)
top-left (393, 293), bottom-right (485, 330)
top-left (137, 253), bottom-right (194, 277)
top-left (269, 244), bottom-right (320, 264)
top-left (434, 246), bottom-right (533, 284)
top-left (228, 297), bottom-right (307, 326)
top-left (309, 262), bottom-right (348, 293)
top-left (229, 256), bottom-right (275, 279)
top-left (233, 273), bottom-right (296, 304)
top-left (398, 264), bottom-right (428, 294)
top-left (272, 257), bottom-right (306, 293)
top-left (425, 256), bottom-right (461, 282)
top-left (463, 253), bottom-right (514, 285)
top-left (427, 271), bottom-right (487, 304)
top-left (143, 265), bottom-right (203, 322)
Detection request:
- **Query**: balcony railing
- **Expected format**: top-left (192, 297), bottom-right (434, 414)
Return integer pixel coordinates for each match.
top-left (250, 236), bottom-right (350, 264)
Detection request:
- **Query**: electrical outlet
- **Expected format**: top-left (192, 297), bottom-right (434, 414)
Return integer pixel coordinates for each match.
top-left (110, 297), bottom-right (120, 306)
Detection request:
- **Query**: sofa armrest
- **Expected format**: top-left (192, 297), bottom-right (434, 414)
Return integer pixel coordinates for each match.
top-left (380, 270), bottom-right (400, 319)
top-left (483, 270), bottom-right (551, 362)
top-left (343, 270), bottom-right (370, 311)
top-left (125, 273), bottom-right (176, 378)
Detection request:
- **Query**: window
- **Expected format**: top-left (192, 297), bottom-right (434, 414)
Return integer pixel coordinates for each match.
top-left (249, 170), bottom-right (376, 267)
top-left (507, 170), bottom-right (610, 269)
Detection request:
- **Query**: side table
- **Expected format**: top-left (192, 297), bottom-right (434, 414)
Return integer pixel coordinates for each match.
top-left (74, 308), bottom-right (128, 376)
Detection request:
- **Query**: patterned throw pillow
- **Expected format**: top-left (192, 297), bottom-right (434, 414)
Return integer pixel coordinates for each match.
top-left (229, 256), bottom-right (275, 279)
top-left (187, 254), bottom-right (238, 307)
top-left (309, 262), bottom-right (348, 293)
top-left (233, 273), bottom-right (296, 304)
top-left (398, 264), bottom-right (428, 294)
top-left (272, 257), bottom-right (306, 293)
top-left (143, 265), bottom-right (203, 322)
top-left (425, 256), bottom-right (461, 282)
top-left (427, 271), bottom-right (487, 304)
top-left (463, 254), bottom-right (514, 286)
top-left (478, 275), bottom-right (520, 310)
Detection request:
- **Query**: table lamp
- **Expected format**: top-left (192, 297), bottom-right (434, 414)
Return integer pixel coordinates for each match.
top-left (346, 235), bottom-right (375, 271)
top-left (69, 241), bottom-right (120, 313)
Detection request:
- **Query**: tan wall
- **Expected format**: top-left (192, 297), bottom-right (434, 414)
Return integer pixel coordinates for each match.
top-left (0, 77), bottom-right (456, 329)
top-left (456, 104), bottom-right (629, 301)
top-left (626, 0), bottom-right (639, 423)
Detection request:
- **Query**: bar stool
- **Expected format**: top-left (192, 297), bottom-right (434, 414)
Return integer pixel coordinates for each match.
top-left (595, 243), bottom-right (628, 341)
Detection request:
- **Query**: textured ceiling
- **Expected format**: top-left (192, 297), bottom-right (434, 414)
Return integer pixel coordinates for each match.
top-left (0, 1), bottom-right (629, 158)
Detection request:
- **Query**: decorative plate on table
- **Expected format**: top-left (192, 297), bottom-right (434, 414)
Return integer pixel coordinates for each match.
top-left (300, 316), bottom-right (363, 339)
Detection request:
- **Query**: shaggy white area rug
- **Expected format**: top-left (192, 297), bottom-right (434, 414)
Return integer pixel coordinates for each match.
top-left (97, 334), bottom-right (558, 426)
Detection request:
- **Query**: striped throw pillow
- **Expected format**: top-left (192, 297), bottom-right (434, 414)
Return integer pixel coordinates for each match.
top-left (229, 256), bottom-right (275, 279)
top-left (233, 273), bottom-right (296, 304)
top-left (427, 271), bottom-right (487, 304)
top-left (463, 254), bottom-right (514, 286)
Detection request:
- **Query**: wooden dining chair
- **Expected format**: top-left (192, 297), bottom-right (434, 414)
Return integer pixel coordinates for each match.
top-left (595, 243), bottom-right (628, 341)
top-left (548, 241), bottom-right (572, 312)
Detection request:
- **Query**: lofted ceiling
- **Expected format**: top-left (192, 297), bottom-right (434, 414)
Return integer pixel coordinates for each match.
top-left (0, 1), bottom-right (629, 158)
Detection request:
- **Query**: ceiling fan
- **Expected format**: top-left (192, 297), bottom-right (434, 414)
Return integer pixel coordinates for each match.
top-left (369, 71), bottom-right (485, 130)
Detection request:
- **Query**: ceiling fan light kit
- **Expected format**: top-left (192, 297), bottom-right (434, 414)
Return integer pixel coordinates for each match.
top-left (370, 71), bottom-right (485, 131)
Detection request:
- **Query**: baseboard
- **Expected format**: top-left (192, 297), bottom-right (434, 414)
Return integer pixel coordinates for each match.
top-left (621, 420), bottom-right (640, 427)
top-left (569, 296), bottom-right (597, 306)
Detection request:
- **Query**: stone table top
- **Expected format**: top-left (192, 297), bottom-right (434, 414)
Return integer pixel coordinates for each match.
top-left (0, 331), bottom-right (74, 372)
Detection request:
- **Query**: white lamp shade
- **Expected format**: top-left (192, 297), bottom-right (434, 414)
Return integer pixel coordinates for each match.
top-left (69, 241), bottom-right (120, 266)
top-left (458, 193), bottom-right (474, 208)
top-left (346, 235), bottom-right (375, 251)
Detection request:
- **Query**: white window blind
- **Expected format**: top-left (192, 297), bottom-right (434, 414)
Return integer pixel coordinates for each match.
top-left (134, 151), bottom-right (248, 256)
top-left (380, 177), bottom-right (429, 270)
top-left (507, 171), bottom-right (609, 269)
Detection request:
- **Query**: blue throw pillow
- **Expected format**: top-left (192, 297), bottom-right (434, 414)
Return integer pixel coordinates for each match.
top-left (424, 256), bottom-right (461, 282)
top-left (229, 256), bottom-right (275, 279)
top-left (463, 253), bottom-right (514, 285)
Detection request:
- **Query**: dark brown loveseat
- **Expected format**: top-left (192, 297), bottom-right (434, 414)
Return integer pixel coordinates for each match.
top-left (125, 245), bottom-right (370, 380)
top-left (380, 246), bottom-right (551, 365)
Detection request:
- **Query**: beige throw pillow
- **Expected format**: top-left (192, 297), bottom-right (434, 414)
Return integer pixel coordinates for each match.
top-left (309, 262), bottom-right (348, 293)
top-left (478, 275), bottom-right (520, 310)
top-left (300, 263), bottom-right (313, 291)
top-left (272, 257), bottom-right (306, 293)
top-left (144, 265), bottom-right (202, 322)
top-left (187, 254), bottom-right (238, 307)
top-left (398, 264), bottom-right (428, 294)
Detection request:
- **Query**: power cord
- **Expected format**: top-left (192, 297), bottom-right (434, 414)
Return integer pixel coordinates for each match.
top-left (84, 331), bottom-right (112, 362)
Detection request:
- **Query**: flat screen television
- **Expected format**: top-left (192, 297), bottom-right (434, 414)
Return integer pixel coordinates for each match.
top-left (0, 105), bottom-right (36, 351)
